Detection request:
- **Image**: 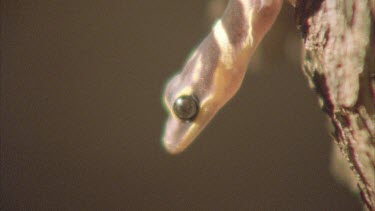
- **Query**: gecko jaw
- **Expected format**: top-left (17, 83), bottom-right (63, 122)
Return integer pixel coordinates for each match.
top-left (162, 102), bottom-right (218, 154)
top-left (162, 117), bottom-right (202, 154)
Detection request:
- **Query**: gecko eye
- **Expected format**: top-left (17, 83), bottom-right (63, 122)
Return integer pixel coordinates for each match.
top-left (173, 95), bottom-right (199, 121)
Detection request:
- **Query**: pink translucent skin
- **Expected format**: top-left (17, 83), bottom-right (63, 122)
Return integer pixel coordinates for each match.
top-left (162, 0), bottom-right (283, 154)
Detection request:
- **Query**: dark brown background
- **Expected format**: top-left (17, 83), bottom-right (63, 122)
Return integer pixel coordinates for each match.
top-left (1, 1), bottom-right (361, 210)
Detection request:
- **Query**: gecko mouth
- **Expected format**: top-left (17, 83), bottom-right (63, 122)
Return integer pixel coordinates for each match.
top-left (162, 117), bottom-right (193, 154)
top-left (162, 103), bottom-right (219, 154)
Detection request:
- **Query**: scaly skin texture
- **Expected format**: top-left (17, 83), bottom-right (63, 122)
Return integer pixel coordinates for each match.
top-left (162, 0), bottom-right (282, 154)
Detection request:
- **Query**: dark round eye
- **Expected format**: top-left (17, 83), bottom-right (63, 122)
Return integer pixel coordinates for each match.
top-left (173, 95), bottom-right (199, 121)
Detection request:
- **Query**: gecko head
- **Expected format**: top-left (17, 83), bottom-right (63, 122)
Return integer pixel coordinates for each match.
top-left (161, 72), bottom-right (222, 155)
top-left (160, 19), bottom-right (249, 154)
top-left (162, 76), bottom-right (216, 154)
top-left (161, 41), bottom-right (246, 154)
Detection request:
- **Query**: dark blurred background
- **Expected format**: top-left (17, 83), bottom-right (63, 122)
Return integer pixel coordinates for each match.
top-left (1, 1), bottom-right (361, 210)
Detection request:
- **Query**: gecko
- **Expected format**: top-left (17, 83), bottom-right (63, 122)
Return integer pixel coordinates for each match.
top-left (161, 0), bottom-right (286, 154)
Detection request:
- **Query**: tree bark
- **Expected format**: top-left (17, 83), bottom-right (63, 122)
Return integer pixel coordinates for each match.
top-left (295, 0), bottom-right (375, 210)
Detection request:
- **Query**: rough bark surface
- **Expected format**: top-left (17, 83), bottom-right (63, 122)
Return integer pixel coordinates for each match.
top-left (295, 0), bottom-right (375, 210)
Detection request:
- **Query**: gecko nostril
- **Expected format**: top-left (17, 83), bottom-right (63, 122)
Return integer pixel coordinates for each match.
top-left (173, 95), bottom-right (199, 121)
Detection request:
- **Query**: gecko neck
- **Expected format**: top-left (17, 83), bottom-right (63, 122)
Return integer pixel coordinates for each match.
top-left (215, 0), bottom-right (282, 56)
top-left (209, 0), bottom-right (282, 99)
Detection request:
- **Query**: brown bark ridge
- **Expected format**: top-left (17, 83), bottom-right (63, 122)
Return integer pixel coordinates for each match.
top-left (295, 0), bottom-right (375, 210)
